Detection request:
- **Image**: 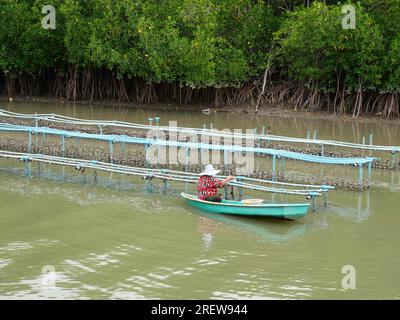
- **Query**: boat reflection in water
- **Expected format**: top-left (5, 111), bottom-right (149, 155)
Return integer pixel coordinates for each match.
top-left (191, 206), bottom-right (307, 248)
top-left (192, 192), bottom-right (373, 248)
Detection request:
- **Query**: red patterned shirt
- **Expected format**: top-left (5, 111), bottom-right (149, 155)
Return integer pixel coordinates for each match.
top-left (197, 175), bottom-right (223, 200)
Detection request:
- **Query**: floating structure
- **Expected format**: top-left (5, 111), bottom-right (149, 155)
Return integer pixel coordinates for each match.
top-left (1, 109), bottom-right (388, 218)
top-left (0, 108), bottom-right (398, 162)
top-left (0, 150), bottom-right (333, 211)
top-left (0, 121), bottom-right (375, 190)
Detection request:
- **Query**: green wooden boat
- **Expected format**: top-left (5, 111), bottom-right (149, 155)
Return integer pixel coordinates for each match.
top-left (181, 193), bottom-right (310, 220)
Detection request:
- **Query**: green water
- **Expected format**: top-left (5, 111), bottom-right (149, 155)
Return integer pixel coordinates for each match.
top-left (0, 101), bottom-right (399, 299)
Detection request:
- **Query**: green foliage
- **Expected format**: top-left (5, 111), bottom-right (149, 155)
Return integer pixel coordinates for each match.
top-left (385, 35), bottom-right (400, 92)
top-left (363, 0), bottom-right (400, 92)
top-left (274, 2), bottom-right (384, 92)
top-left (364, 0), bottom-right (400, 45)
top-left (0, 0), bottom-right (64, 73)
top-left (0, 0), bottom-right (398, 93)
top-left (0, 0), bottom-right (278, 87)
top-left (217, 0), bottom-right (278, 79)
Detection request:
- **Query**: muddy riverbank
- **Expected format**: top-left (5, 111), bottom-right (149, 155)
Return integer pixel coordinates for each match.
top-left (2, 95), bottom-right (400, 126)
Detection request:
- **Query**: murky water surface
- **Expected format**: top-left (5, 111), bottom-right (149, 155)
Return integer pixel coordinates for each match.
top-left (0, 101), bottom-right (399, 299)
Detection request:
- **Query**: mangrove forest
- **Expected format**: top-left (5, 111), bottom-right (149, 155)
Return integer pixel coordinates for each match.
top-left (1, 0), bottom-right (400, 117)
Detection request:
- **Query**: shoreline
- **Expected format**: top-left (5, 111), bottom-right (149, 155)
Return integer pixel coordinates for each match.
top-left (1, 95), bottom-right (400, 126)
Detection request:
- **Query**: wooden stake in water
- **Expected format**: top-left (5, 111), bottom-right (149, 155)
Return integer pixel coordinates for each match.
top-left (28, 131), bottom-right (32, 153)
top-left (155, 118), bottom-right (160, 167)
top-left (272, 155), bottom-right (276, 181)
top-left (369, 133), bottom-right (373, 157)
top-left (146, 176), bottom-right (154, 193)
top-left (362, 136), bottom-right (366, 156)
top-left (185, 147), bottom-right (190, 172)
top-left (163, 178), bottom-right (168, 194)
top-left (108, 172), bottom-right (113, 188)
top-left (358, 164), bottom-right (363, 191)
top-left (23, 160), bottom-right (32, 177)
top-left (109, 140), bottom-right (114, 164)
top-left (37, 162), bottom-right (41, 177)
top-left (93, 169), bottom-right (98, 185)
top-left (35, 129), bottom-right (38, 150)
top-left (145, 143), bottom-right (149, 167)
top-left (121, 140), bottom-right (126, 155)
top-left (42, 132), bottom-right (46, 146)
top-left (237, 176), bottom-right (243, 200)
top-left (223, 150), bottom-right (228, 174)
top-left (392, 151), bottom-right (398, 170)
top-left (61, 134), bottom-right (65, 157)
top-left (312, 196), bottom-right (317, 212)
top-left (368, 162), bottom-right (372, 180)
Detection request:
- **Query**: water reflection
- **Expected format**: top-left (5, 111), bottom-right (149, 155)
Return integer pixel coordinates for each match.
top-left (193, 189), bottom-right (374, 246)
top-left (0, 165), bottom-right (374, 235)
top-left (197, 217), bottom-right (217, 250)
top-left (305, 212), bottom-right (329, 231)
top-left (1, 102), bottom-right (399, 299)
top-left (324, 190), bottom-right (372, 223)
top-left (193, 208), bottom-right (307, 246)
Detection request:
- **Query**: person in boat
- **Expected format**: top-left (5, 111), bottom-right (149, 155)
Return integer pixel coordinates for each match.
top-left (197, 164), bottom-right (235, 202)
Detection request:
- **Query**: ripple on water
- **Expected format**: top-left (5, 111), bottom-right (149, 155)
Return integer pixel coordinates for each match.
top-left (193, 259), bottom-right (222, 266)
top-left (126, 275), bottom-right (173, 289)
top-left (211, 291), bottom-right (275, 300)
top-left (0, 272), bottom-right (85, 300)
top-left (0, 240), bottom-right (60, 256)
top-left (64, 260), bottom-right (96, 273)
top-left (62, 244), bottom-right (143, 279)
top-left (0, 241), bottom-right (34, 253)
top-left (0, 259), bottom-right (13, 270)
top-left (110, 290), bottom-right (147, 300)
